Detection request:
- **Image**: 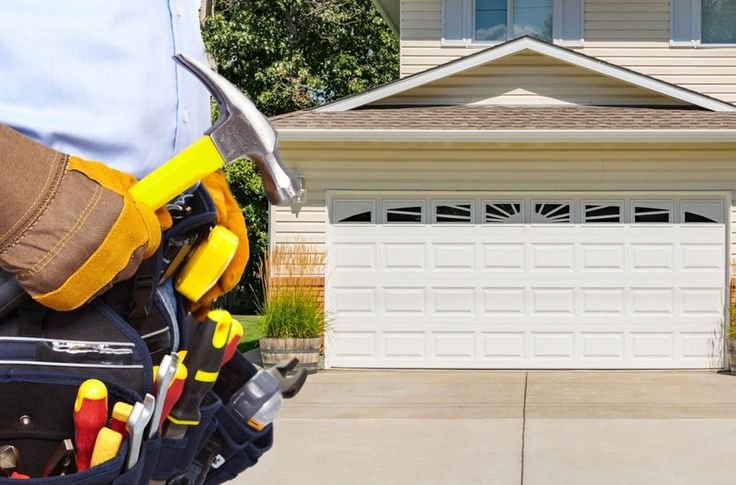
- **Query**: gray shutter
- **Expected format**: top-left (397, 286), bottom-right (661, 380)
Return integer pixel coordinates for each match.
top-left (671, 0), bottom-right (694, 42)
top-left (442, 0), bottom-right (465, 42)
top-left (559, 0), bottom-right (583, 42)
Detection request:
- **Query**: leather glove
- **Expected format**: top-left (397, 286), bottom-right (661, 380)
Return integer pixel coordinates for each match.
top-left (190, 171), bottom-right (249, 320)
top-left (0, 124), bottom-right (163, 311)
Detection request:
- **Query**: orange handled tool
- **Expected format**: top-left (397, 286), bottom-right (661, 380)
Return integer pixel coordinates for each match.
top-left (159, 358), bottom-right (188, 433)
top-left (110, 402), bottom-right (132, 437)
top-left (73, 379), bottom-right (108, 471)
top-left (222, 316), bottom-right (244, 365)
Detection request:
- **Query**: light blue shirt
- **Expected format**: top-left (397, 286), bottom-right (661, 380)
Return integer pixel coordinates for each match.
top-left (0, 0), bottom-right (211, 178)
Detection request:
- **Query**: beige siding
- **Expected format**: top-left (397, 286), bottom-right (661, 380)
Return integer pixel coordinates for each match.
top-left (272, 141), bottom-right (736, 257)
top-left (399, 0), bottom-right (736, 103)
top-left (375, 51), bottom-right (686, 106)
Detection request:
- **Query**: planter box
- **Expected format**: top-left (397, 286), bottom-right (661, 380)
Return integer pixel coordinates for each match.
top-left (260, 337), bottom-right (321, 373)
top-left (728, 338), bottom-right (736, 373)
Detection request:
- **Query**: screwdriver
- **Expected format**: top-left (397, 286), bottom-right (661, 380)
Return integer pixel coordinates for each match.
top-left (110, 402), bottom-right (132, 437)
top-left (90, 427), bottom-right (122, 467)
top-left (222, 316), bottom-right (244, 365)
top-left (158, 357), bottom-right (188, 433)
top-left (74, 379), bottom-right (108, 471)
top-left (164, 310), bottom-right (231, 439)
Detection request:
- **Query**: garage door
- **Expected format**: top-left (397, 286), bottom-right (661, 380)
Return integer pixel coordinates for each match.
top-left (325, 192), bottom-right (728, 369)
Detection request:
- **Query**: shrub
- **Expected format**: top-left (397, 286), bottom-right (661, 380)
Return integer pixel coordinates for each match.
top-left (258, 242), bottom-right (326, 339)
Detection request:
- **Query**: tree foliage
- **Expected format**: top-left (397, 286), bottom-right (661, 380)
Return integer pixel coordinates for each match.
top-left (203, 0), bottom-right (399, 312)
top-left (203, 0), bottom-right (399, 116)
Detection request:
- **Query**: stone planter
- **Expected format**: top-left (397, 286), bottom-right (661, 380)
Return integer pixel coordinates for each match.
top-left (259, 337), bottom-right (321, 373)
top-left (728, 338), bottom-right (736, 373)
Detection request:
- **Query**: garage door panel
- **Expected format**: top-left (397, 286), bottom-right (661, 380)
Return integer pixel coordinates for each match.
top-left (327, 194), bottom-right (727, 369)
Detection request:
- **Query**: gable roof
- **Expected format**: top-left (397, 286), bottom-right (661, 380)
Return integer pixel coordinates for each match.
top-left (317, 37), bottom-right (736, 113)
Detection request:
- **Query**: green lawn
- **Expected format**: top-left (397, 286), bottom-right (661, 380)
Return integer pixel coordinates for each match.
top-left (234, 315), bottom-right (264, 352)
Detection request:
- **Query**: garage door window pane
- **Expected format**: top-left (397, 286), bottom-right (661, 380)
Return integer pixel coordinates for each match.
top-left (434, 202), bottom-right (473, 223)
top-left (533, 202), bottom-right (572, 223)
top-left (584, 203), bottom-right (622, 223)
top-left (633, 201), bottom-right (672, 223)
top-left (484, 202), bottom-right (523, 223)
top-left (682, 201), bottom-right (723, 223)
top-left (385, 201), bottom-right (424, 223)
top-left (334, 200), bottom-right (374, 224)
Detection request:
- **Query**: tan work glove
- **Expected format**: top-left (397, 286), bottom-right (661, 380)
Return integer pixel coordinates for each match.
top-left (190, 171), bottom-right (249, 320)
top-left (0, 124), bottom-right (166, 311)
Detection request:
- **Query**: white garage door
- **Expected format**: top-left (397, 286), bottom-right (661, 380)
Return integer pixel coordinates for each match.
top-left (325, 192), bottom-right (728, 369)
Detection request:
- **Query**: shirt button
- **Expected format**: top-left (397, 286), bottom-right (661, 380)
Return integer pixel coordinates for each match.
top-left (175, 1), bottom-right (182, 16)
top-left (183, 109), bottom-right (189, 124)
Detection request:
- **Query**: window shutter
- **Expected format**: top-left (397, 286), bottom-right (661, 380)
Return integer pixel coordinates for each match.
top-left (442, 0), bottom-right (466, 43)
top-left (671, 0), bottom-right (694, 42)
top-left (558, 0), bottom-right (583, 43)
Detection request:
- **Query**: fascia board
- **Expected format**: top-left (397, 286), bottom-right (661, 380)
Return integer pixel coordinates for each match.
top-left (277, 128), bottom-right (736, 143)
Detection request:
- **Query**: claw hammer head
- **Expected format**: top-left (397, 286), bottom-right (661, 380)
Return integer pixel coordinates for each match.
top-left (174, 54), bottom-right (302, 205)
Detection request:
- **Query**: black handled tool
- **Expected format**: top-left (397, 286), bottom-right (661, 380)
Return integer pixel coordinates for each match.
top-left (164, 310), bottom-right (231, 439)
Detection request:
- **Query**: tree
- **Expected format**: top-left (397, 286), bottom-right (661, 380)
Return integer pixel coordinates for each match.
top-left (203, 0), bottom-right (399, 313)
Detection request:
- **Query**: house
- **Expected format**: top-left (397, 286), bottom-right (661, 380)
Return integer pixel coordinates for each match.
top-left (268, 0), bottom-right (736, 370)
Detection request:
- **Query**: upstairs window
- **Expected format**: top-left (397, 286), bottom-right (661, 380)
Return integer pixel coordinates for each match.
top-left (702, 0), bottom-right (736, 44)
top-left (476, 0), bottom-right (554, 42)
top-left (671, 0), bottom-right (736, 45)
top-left (443, 0), bottom-right (582, 46)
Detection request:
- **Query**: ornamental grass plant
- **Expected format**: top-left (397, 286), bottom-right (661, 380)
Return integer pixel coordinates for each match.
top-left (258, 242), bottom-right (326, 339)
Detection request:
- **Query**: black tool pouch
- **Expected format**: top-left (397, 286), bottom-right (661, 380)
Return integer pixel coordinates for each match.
top-left (0, 293), bottom-right (159, 481)
top-left (0, 371), bottom-right (160, 484)
top-left (168, 352), bottom-right (273, 485)
top-left (152, 392), bottom-right (222, 482)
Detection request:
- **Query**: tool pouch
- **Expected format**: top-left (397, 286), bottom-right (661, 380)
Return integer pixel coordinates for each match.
top-left (0, 371), bottom-right (160, 484)
top-left (167, 352), bottom-right (273, 485)
top-left (152, 392), bottom-right (221, 481)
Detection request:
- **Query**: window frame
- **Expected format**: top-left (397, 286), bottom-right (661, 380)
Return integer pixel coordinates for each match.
top-left (670, 0), bottom-right (736, 47)
top-left (442, 0), bottom-right (583, 47)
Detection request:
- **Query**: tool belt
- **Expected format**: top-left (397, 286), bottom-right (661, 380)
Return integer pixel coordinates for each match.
top-left (0, 184), bottom-right (272, 484)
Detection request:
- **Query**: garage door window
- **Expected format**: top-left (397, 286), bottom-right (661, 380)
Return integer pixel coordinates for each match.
top-left (532, 201), bottom-right (572, 224)
top-left (632, 201), bottom-right (672, 223)
top-left (334, 200), bottom-right (375, 224)
top-left (681, 201), bottom-right (723, 223)
top-left (434, 201), bottom-right (473, 223)
top-left (385, 201), bottom-right (424, 224)
top-left (484, 201), bottom-right (524, 224)
top-left (584, 202), bottom-right (623, 223)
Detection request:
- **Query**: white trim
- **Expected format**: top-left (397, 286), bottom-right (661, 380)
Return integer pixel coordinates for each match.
top-left (277, 128), bottom-right (736, 143)
top-left (316, 37), bottom-right (736, 112)
top-left (370, 0), bottom-right (398, 35)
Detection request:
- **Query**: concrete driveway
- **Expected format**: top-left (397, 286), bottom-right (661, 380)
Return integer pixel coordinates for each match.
top-left (233, 370), bottom-right (736, 485)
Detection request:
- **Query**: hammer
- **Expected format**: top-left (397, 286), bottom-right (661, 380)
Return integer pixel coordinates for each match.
top-left (129, 54), bottom-right (302, 209)
top-left (0, 53), bottom-right (302, 315)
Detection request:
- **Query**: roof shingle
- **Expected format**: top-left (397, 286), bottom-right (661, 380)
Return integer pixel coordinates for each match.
top-left (270, 106), bottom-right (736, 131)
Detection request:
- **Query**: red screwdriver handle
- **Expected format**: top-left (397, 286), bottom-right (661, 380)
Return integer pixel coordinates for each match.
top-left (73, 379), bottom-right (108, 471)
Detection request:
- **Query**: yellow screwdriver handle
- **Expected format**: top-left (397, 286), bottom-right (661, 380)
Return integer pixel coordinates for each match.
top-left (129, 136), bottom-right (224, 210)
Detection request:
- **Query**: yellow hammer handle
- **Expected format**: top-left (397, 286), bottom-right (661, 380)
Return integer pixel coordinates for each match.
top-left (129, 136), bottom-right (224, 210)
